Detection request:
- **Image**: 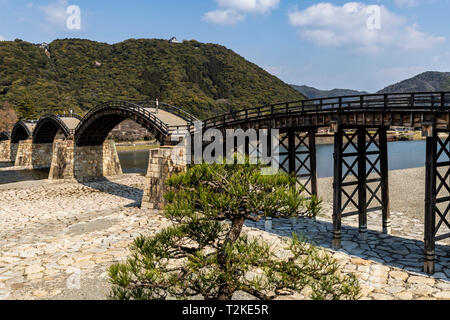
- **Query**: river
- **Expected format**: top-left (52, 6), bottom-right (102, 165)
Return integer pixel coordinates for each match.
top-left (0, 140), bottom-right (428, 184)
top-left (119, 140), bottom-right (428, 178)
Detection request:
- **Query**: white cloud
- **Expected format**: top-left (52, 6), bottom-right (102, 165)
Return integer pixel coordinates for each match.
top-left (0, 35), bottom-right (5, 41)
top-left (216, 0), bottom-right (280, 14)
top-left (288, 2), bottom-right (444, 54)
top-left (204, 0), bottom-right (280, 25)
top-left (39, 0), bottom-right (68, 26)
top-left (203, 9), bottom-right (245, 25)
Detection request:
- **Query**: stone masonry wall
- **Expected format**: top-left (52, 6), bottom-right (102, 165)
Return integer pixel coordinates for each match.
top-left (12, 140), bottom-right (54, 168)
top-left (14, 140), bottom-right (33, 167)
top-left (31, 143), bottom-right (53, 168)
top-left (10, 143), bottom-right (18, 163)
top-left (0, 140), bottom-right (11, 162)
top-left (74, 140), bottom-right (123, 181)
top-left (102, 140), bottom-right (123, 178)
top-left (49, 139), bottom-right (75, 181)
top-left (50, 139), bottom-right (122, 181)
top-left (141, 146), bottom-right (186, 209)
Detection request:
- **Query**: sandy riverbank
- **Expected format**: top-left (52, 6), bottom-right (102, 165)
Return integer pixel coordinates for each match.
top-left (317, 167), bottom-right (428, 223)
top-left (115, 143), bottom-right (159, 152)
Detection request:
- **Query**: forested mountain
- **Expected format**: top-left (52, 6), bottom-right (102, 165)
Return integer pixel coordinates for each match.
top-left (0, 38), bottom-right (304, 120)
top-left (291, 85), bottom-right (368, 99)
top-left (377, 71), bottom-right (450, 93)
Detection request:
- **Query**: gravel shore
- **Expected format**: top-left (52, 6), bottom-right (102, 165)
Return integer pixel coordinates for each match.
top-left (318, 166), bottom-right (427, 223)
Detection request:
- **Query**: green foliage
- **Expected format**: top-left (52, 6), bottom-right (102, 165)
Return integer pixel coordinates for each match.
top-left (0, 38), bottom-right (305, 120)
top-left (109, 161), bottom-right (360, 300)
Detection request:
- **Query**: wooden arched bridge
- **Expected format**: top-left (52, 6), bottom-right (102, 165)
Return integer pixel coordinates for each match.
top-left (0, 92), bottom-right (449, 274)
top-left (190, 91), bottom-right (450, 275)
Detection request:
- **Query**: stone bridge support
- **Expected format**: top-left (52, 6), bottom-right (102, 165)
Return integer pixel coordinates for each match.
top-left (31, 143), bottom-right (54, 168)
top-left (49, 139), bottom-right (122, 181)
top-left (141, 146), bottom-right (186, 210)
top-left (14, 140), bottom-right (33, 167)
top-left (0, 140), bottom-right (11, 162)
top-left (49, 139), bottom-right (75, 181)
top-left (10, 140), bottom-right (56, 168)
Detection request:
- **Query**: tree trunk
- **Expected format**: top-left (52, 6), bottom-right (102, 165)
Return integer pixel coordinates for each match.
top-left (217, 216), bottom-right (246, 300)
top-left (228, 216), bottom-right (245, 243)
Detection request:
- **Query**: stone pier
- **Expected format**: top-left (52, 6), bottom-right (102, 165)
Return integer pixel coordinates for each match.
top-left (49, 139), bottom-right (75, 181)
top-left (141, 146), bottom-right (186, 209)
top-left (32, 143), bottom-right (54, 168)
top-left (0, 140), bottom-right (11, 162)
top-left (14, 140), bottom-right (33, 167)
top-left (10, 140), bottom-right (55, 168)
top-left (49, 139), bottom-right (122, 181)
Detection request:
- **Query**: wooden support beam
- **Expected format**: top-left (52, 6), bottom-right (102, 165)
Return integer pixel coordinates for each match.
top-left (309, 129), bottom-right (318, 196)
top-left (358, 127), bottom-right (368, 240)
top-left (424, 134), bottom-right (437, 274)
top-left (379, 127), bottom-right (391, 234)
top-left (288, 129), bottom-right (296, 175)
top-left (332, 128), bottom-right (343, 249)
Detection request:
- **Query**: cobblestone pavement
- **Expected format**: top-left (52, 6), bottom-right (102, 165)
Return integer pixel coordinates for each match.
top-left (0, 174), bottom-right (171, 299)
top-left (0, 171), bottom-right (449, 300)
top-left (246, 202), bottom-right (450, 300)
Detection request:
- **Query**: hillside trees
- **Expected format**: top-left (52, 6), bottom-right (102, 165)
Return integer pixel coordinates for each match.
top-left (0, 38), bottom-right (304, 119)
top-left (0, 102), bottom-right (18, 132)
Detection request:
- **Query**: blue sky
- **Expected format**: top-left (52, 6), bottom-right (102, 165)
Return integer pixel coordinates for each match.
top-left (0, 0), bottom-right (449, 92)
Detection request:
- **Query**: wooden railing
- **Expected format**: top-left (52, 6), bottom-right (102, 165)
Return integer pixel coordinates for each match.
top-left (199, 92), bottom-right (450, 130)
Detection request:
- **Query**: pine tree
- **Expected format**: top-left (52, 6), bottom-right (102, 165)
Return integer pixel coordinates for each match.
top-left (109, 160), bottom-right (360, 300)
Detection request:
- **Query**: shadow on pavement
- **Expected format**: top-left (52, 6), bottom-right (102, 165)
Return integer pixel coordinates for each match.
top-left (246, 216), bottom-right (450, 281)
top-left (78, 178), bottom-right (144, 207)
top-left (0, 166), bottom-right (49, 185)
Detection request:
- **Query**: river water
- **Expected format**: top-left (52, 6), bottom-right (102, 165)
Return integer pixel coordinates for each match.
top-left (118, 140), bottom-right (428, 178)
top-left (0, 140), bottom-right (428, 184)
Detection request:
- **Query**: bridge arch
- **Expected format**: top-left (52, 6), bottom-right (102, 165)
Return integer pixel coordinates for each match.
top-left (11, 121), bottom-right (35, 143)
top-left (0, 132), bottom-right (10, 141)
top-left (33, 115), bottom-right (81, 143)
top-left (74, 101), bottom-right (190, 147)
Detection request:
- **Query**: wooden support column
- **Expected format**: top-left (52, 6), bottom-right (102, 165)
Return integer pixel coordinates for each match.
top-left (424, 133), bottom-right (437, 274)
top-left (287, 129), bottom-right (296, 175)
top-left (358, 127), bottom-right (368, 240)
top-left (308, 129), bottom-right (318, 196)
top-left (379, 127), bottom-right (391, 234)
top-left (332, 127), bottom-right (343, 249)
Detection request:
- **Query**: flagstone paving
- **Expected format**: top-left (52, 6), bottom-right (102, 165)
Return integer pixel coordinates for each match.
top-left (0, 171), bottom-right (448, 300)
top-left (245, 202), bottom-right (450, 300)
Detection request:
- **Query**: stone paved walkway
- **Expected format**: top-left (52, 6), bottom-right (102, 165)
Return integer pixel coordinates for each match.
top-left (0, 170), bottom-right (449, 300)
top-left (246, 202), bottom-right (450, 300)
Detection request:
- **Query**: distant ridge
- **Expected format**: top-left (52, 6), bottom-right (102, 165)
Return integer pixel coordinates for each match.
top-left (291, 84), bottom-right (368, 99)
top-left (292, 71), bottom-right (450, 99)
top-left (377, 71), bottom-right (450, 93)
